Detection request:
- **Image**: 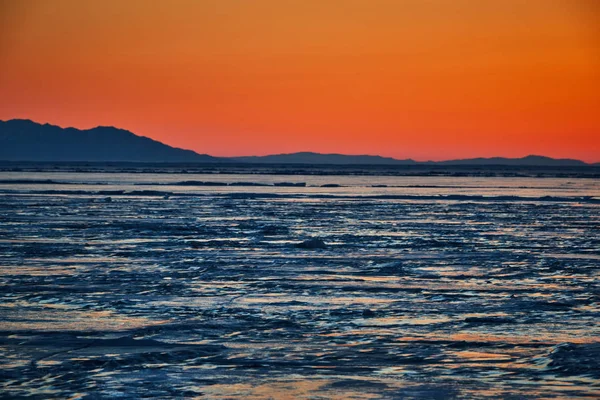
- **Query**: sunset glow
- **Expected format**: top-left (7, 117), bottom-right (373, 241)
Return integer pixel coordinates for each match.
top-left (1, 0), bottom-right (598, 161)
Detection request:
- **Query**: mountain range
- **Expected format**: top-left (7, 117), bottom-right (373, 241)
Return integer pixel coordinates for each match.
top-left (0, 119), bottom-right (217, 162)
top-left (231, 153), bottom-right (592, 166)
top-left (0, 119), bottom-right (596, 166)
top-left (230, 152), bottom-right (416, 165)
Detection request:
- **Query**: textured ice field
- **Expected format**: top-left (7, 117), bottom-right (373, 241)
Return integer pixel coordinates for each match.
top-left (0, 171), bottom-right (599, 398)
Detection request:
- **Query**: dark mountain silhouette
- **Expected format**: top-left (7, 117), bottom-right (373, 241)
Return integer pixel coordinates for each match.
top-left (1, 119), bottom-right (595, 165)
top-left (0, 119), bottom-right (217, 162)
top-left (430, 155), bottom-right (588, 166)
top-left (229, 153), bottom-right (591, 166)
top-left (230, 152), bottom-right (416, 165)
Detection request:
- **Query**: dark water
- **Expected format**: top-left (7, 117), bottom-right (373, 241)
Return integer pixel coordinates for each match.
top-left (0, 171), bottom-right (599, 398)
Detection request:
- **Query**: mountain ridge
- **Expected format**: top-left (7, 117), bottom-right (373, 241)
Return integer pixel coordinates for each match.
top-left (230, 152), bottom-right (417, 165)
top-left (229, 152), bottom-right (591, 166)
top-left (0, 119), bottom-right (596, 165)
top-left (0, 119), bottom-right (217, 162)
top-left (428, 154), bottom-right (588, 166)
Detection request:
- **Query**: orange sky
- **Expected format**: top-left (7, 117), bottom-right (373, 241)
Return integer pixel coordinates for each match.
top-left (1, 0), bottom-right (599, 161)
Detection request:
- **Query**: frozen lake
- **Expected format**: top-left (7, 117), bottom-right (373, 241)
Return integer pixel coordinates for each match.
top-left (0, 169), bottom-right (599, 398)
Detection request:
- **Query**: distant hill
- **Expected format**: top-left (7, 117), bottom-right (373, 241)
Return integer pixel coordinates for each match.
top-left (229, 152), bottom-right (591, 166)
top-left (432, 155), bottom-right (588, 166)
top-left (230, 152), bottom-right (416, 165)
top-left (0, 119), bottom-right (218, 162)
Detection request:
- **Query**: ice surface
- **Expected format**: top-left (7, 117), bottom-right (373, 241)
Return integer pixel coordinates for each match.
top-left (0, 168), bottom-right (598, 398)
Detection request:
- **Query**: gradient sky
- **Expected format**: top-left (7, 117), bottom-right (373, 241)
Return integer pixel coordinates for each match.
top-left (1, 0), bottom-right (598, 161)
